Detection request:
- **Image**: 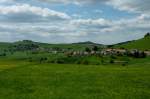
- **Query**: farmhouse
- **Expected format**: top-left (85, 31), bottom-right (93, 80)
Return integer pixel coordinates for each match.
top-left (101, 48), bottom-right (127, 55)
top-left (144, 51), bottom-right (150, 56)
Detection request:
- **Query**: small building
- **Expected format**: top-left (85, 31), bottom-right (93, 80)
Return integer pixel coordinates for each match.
top-left (144, 51), bottom-right (150, 56)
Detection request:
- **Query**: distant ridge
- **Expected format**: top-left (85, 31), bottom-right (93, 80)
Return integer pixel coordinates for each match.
top-left (0, 33), bottom-right (150, 51)
top-left (0, 40), bottom-right (104, 51)
top-left (72, 41), bottom-right (103, 45)
top-left (14, 40), bottom-right (35, 44)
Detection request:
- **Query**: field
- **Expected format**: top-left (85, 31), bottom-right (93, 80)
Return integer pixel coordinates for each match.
top-left (0, 59), bottom-right (150, 99)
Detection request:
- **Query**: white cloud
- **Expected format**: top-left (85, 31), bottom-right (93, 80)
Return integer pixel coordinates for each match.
top-left (38, 0), bottom-right (110, 5)
top-left (72, 14), bottom-right (82, 18)
top-left (107, 0), bottom-right (150, 14)
top-left (0, 4), bottom-right (71, 21)
top-left (0, 0), bottom-right (150, 44)
top-left (0, 13), bottom-right (150, 44)
top-left (94, 10), bottom-right (103, 13)
top-left (0, 0), bottom-right (13, 3)
top-left (39, 0), bottom-right (150, 15)
top-left (70, 18), bottom-right (111, 26)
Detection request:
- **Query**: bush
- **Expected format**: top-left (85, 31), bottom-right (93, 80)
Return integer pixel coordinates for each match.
top-left (40, 57), bottom-right (48, 63)
top-left (122, 63), bottom-right (126, 66)
top-left (82, 60), bottom-right (89, 65)
top-left (144, 32), bottom-right (150, 38)
top-left (101, 59), bottom-right (104, 64)
top-left (110, 59), bottom-right (114, 64)
top-left (92, 46), bottom-right (99, 51)
top-left (127, 50), bottom-right (146, 58)
top-left (55, 59), bottom-right (65, 64)
top-left (28, 57), bottom-right (33, 62)
top-left (111, 55), bottom-right (117, 59)
top-left (0, 53), bottom-right (6, 56)
top-left (85, 47), bottom-right (91, 52)
top-left (49, 60), bottom-right (55, 63)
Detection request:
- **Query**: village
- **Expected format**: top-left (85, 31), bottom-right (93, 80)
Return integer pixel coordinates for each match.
top-left (47, 47), bottom-right (150, 58)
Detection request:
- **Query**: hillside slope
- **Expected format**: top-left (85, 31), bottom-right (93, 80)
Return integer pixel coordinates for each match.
top-left (0, 40), bottom-right (104, 51)
top-left (114, 36), bottom-right (150, 50)
top-left (0, 42), bottom-right (12, 51)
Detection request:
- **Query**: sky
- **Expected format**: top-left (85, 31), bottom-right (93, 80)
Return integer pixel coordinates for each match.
top-left (0, 0), bottom-right (150, 44)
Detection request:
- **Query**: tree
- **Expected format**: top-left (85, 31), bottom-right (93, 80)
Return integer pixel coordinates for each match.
top-left (92, 46), bottom-right (98, 51)
top-left (85, 47), bottom-right (91, 52)
top-left (110, 59), bottom-right (114, 64)
top-left (0, 53), bottom-right (6, 56)
top-left (129, 51), bottom-right (146, 58)
top-left (139, 51), bottom-right (146, 58)
top-left (144, 32), bottom-right (150, 38)
top-left (40, 57), bottom-right (48, 63)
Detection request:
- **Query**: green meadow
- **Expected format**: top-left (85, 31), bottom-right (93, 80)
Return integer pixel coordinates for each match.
top-left (0, 58), bottom-right (150, 99)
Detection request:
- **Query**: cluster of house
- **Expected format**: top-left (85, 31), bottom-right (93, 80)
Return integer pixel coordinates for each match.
top-left (101, 49), bottom-right (127, 55)
top-left (144, 51), bottom-right (150, 56)
top-left (65, 50), bottom-right (100, 56)
top-left (35, 47), bottom-right (150, 57)
top-left (102, 49), bottom-right (150, 58)
top-left (64, 48), bottom-right (150, 57)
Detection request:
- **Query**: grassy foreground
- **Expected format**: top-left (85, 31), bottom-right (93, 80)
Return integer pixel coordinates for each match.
top-left (0, 60), bottom-right (150, 99)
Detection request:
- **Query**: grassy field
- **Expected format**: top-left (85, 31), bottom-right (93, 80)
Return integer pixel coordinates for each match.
top-left (0, 60), bottom-right (150, 99)
top-left (114, 36), bottom-right (150, 50)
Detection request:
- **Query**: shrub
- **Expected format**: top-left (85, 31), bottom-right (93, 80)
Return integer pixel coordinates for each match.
top-left (82, 60), bottom-right (89, 65)
top-left (110, 59), bottom-right (114, 64)
top-left (101, 59), bottom-right (104, 64)
top-left (55, 59), bottom-right (65, 64)
top-left (92, 46), bottom-right (99, 51)
top-left (111, 55), bottom-right (117, 59)
top-left (144, 32), bottom-right (150, 38)
top-left (39, 57), bottom-right (48, 63)
top-left (85, 47), bottom-right (91, 52)
top-left (122, 63), bottom-right (126, 66)
top-left (0, 53), bottom-right (6, 56)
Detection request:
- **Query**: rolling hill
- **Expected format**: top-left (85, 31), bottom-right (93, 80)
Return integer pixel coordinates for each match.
top-left (0, 42), bottom-right (12, 51)
top-left (0, 33), bottom-right (150, 51)
top-left (0, 40), bottom-right (105, 51)
top-left (113, 35), bottom-right (150, 50)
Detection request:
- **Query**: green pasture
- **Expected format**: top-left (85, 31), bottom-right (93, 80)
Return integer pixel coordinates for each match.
top-left (0, 59), bottom-right (150, 99)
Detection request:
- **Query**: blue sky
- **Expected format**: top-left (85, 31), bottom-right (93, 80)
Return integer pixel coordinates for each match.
top-left (0, 0), bottom-right (150, 44)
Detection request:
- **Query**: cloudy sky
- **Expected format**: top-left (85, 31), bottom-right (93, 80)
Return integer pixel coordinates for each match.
top-left (0, 0), bottom-right (150, 44)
